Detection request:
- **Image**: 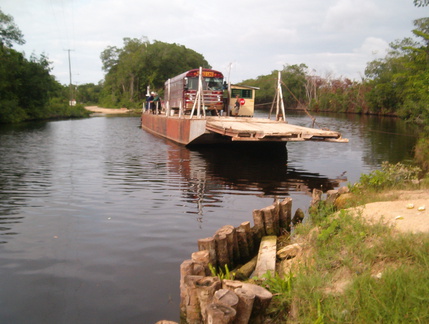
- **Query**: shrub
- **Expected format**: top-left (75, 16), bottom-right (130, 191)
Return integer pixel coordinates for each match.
top-left (353, 162), bottom-right (421, 191)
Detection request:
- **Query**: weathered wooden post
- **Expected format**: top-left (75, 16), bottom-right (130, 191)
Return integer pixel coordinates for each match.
top-left (222, 279), bottom-right (244, 292)
top-left (261, 205), bottom-right (276, 235)
top-left (235, 227), bottom-right (249, 264)
top-left (252, 209), bottom-right (265, 251)
top-left (198, 237), bottom-right (217, 268)
top-left (238, 221), bottom-right (254, 257)
top-left (242, 283), bottom-right (273, 324)
top-left (279, 197), bottom-right (292, 232)
top-left (206, 303), bottom-right (236, 324)
top-left (192, 250), bottom-right (211, 276)
top-left (234, 287), bottom-right (255, 324)
top-left (183, 275), bottom-right (204, 324)
top-left (272, 201), bottom-right (280, 234)
top-left (292, 208), bottom-right (305, 226)
top-left (216, 225), bottom-right (239, 267)
top-left (215, 234), bottom-right (229, 269)
top-left (311, 188), bottom-right (323, 207)
top-left (180, 259), bottom-right (194, 315)
top-left (196, 276), bottom-right (222, 322)
top-left (214, 289), bottom-right (239, 311)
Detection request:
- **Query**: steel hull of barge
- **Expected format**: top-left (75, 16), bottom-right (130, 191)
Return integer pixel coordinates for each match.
top-left (140, 113), bottom-right (348, 147)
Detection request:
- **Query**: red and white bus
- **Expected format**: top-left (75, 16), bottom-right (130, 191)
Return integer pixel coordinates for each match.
top-left (165, 68), bottom-right (224, 114)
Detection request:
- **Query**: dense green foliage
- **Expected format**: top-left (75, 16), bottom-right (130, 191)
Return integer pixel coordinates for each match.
top-left (99, 37), bottom-right (210, 108)
top-left (0, 8), bottom-right (90, 124)
top-left (365, 17), bottom-right (429, 123)
top-left (0, 9), bottom-right (24, 48)
top-left (241, 64), bottom-right (309, 108)
top-left (76, 82), bottom-right (102, 105)
top-left (352, 162), bottom-right (422, 191)
top-left (240, 16), bottom-right (429, 124)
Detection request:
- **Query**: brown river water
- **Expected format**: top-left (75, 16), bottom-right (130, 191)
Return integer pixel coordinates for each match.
top-left (0, 111), bottom-right (417, 323)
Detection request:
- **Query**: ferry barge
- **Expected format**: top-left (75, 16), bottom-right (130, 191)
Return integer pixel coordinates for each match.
top-left (141, 68), bottom-right (348, 146)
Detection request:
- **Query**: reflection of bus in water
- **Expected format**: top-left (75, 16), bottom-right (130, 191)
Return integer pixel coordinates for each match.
top-left (166, 68), bottom-right (224, 114)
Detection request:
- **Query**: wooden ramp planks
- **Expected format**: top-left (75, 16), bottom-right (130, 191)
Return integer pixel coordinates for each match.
top-left (205, 117), bottom-right (348, 142)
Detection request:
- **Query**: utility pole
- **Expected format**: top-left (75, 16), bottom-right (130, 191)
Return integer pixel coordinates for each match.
top-left (64, 49), bottom-right (75, 105)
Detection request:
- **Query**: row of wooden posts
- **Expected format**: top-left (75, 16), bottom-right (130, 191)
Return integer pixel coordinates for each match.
top-left (178, 197), bottom-right (305, 323)
top-left (195, 197), bottom-right (298, 271)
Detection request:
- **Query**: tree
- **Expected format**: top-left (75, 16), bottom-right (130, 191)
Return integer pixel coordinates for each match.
top-left (0, 8), bottom-right (25, 48)
top-left (364, 17), bottom-right (429, 120)
top-left (413, 0), bottom-right (429, 7)
top-left (77, 83), bottom-right (102, 104)
top-left (397, 18), bottom-right (429, 125)
top-left (240, 64), bottom-right (310, 109)
top-left (280, 64), bottom-right (309, 107)
top-left (0, 9), bottom-right (89, 123)
top-left (99, 37), bottom-right (210, 108)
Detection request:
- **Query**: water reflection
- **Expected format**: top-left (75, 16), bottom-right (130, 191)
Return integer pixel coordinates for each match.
top-left (165, 142), bottom-right (347, 219)
top-left (0, 122), bottom-right (54, 242)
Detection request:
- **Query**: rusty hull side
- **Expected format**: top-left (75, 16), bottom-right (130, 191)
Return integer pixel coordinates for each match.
top-left (141, 113), bottom-right (207, 145)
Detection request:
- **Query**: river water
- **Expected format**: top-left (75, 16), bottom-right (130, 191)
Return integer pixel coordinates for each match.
top-left (0, 111), bottom-right (417, 323)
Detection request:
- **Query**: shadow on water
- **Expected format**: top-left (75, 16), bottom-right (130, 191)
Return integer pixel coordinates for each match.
top-left (169, 142), bottom-right (346, 198)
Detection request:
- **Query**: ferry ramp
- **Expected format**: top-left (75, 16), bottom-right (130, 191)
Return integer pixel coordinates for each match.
top-left (205, 117), bottom-right (348, 143)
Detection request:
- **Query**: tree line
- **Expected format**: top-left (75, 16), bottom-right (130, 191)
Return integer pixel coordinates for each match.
top-left (241, 16), bottom-right (428, 128)
top-left (0, 9), bottom-right (90, 124)
top-left (1, 5), bottom-right (427, 136)
top-left (98, 37), bottom-right (210, 108)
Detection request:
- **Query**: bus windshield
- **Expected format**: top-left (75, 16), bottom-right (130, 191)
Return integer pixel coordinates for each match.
top-left (187, 77), bottom-right (223, 91)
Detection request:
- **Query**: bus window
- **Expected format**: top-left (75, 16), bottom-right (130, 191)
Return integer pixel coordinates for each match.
top-left (204, 77), bottom-right (223, 91)
top-left (187, 78), bottom-right (199, 90)
top-left (185, 76), bottom-right (223, 91)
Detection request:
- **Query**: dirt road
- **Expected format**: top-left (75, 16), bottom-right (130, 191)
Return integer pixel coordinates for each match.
top-left (348, 190), bottom-right (429, 233)
top-left (85, 106), bottom-right (132, 114)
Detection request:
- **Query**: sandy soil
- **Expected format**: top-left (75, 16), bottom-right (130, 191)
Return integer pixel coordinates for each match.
top-left (348, 190), bottom-right (429, 233)
top-left (85, 106), bottom-right (132, 114)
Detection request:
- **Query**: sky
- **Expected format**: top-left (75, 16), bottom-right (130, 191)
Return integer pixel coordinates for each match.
top-left (1, 0), bottom-right (426, 86)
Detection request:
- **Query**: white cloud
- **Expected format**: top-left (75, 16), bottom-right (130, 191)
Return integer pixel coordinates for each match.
top-left (354, 36), bottom-right (389, 57)
top-left (322, 0), bottom-right (381, 33)
top-left (1, 0), bottom-right (424, 85)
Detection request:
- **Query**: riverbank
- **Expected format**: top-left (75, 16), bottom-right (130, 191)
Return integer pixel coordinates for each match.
top-left (278, 186), bottom-right (429, 323)
top-left (165, 186), bottom-right (429, 323)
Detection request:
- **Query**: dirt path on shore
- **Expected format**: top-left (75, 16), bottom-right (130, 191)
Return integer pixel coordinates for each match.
top-left (348, 190), bottom-right (429, 233)
top-left (85, 106), bottom-right (132, 114)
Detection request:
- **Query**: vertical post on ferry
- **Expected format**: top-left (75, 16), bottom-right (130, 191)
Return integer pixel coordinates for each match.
top-left (145, 85), bottom-right (150, 112)
top-left (228, 81), bottom-right (232, 115)
top-left (270, 71), bottom-right (287, 122)
top-left (198, 66), bottom-right (206, 117)
top-left (227, 63), bottom-right (232, 115)
top-left (278, 71), bottom-right (287, 122)
top-left (190, 67), bottom-right (206, 118)
top-left (269, 79), bottom-right (278, 119)
top-left (197, 67), bottom-right (202, 117)
top-left (166, 79), bottom-right (171, 116)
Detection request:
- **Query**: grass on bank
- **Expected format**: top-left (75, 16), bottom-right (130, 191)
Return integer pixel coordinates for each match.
top-left (258, 162), bottom-right (429, 323)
